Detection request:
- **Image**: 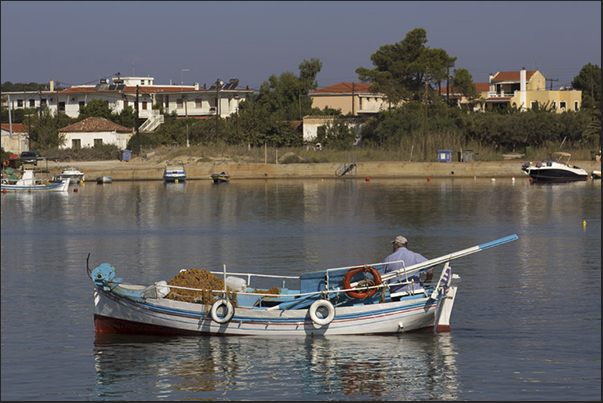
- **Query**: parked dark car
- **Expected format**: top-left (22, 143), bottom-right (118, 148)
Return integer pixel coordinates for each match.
top-left (19, 151), bottom-right (40, 165)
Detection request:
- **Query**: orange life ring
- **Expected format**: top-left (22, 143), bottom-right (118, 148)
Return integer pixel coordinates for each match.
top-left (342, 265), bottom-right (382, 299)
top-left (3, 160), bottom-right (9, 167)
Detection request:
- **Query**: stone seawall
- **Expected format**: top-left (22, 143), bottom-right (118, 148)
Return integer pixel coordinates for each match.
top-left (47, 160), bottom-right (602, 182)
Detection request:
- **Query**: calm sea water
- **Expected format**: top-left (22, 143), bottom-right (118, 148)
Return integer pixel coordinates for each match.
top-left (1, 176), bottom-right (600, 400)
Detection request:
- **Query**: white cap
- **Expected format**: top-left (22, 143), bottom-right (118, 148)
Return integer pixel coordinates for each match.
top-left (391, 236), bottom-right (408, 245)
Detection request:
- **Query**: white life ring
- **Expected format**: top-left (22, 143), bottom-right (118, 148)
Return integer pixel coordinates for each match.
top-left (309, 299), bottom-right (335, 326)
top-left (210, 299), bottom-right (234, 324)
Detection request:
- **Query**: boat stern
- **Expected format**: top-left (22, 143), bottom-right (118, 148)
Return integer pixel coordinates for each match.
top-left (432, 264), bottom-right (461, 333)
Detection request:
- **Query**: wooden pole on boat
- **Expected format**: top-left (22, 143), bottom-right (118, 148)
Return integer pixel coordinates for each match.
top-left (380, 234), bottom-right (518, 283)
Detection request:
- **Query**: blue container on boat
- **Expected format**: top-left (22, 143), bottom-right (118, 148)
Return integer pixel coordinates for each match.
top-left (120, 150), bottom-right (132, 162)
top-left (437, 150), bottom-right (452, 162)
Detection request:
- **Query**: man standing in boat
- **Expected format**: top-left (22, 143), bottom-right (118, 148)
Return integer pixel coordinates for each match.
top-left (382, 236), bottom-right (433, 299)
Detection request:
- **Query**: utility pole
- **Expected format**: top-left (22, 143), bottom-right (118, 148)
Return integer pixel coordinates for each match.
top-left (547, 78), bottom-right (559, 91)
top-left (215, 79), bottom-right (221, 140)
top-left (136, 85), bottom-right (140, 155)
top-left (446, 65), bottom-right (450, 105)
top-left (423, 67), bottom-right (429, 161)
top-left (351, 82), bottom-right (355, 115)
top-left (234, 94), bottom-right (239, 142)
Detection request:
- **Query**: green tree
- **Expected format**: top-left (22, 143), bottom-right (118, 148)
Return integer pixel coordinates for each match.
top-left (356, 28), bottom-right (456, 104)
top-left (451, 68), bottom-right (479, 102)
top-left (255, 58), bottom-right (323, 121)
top-left (78, 98), bottom-right (113, 120)
top-left (572, 63), bottom-right (601, 111)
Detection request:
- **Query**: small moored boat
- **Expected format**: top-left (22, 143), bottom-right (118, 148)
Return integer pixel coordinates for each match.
top-left (211, 172), bottom-right (230, 183)
top-left (521, 152), bottom-right (588, 182)
top-left (96, 176), bottom-right (113, 184)
top-left (89, 234), bottom-right (518, 337)
top-left (163, 160), bottom-right (187, 182)
top-left (591, 170), bottom-right (601, 180)
top-left (2, 167), bottom-right (70, 192)
top-left (52, 166), bottom-right (85, 184)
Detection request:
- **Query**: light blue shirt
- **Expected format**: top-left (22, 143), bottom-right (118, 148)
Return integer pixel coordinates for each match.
top-left (382, 247), bottom-right (429, 294)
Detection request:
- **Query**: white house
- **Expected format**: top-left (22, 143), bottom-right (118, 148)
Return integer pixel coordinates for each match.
top-left (2, 76), bottom-right (254, 132)
top-left (1, 123), bottom-right (29, 153)
top-left (58, 117), bottom-right (133, 150)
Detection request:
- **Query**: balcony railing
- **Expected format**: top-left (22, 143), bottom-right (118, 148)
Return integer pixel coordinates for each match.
top-left (488, 91), bottom-right (517, 98)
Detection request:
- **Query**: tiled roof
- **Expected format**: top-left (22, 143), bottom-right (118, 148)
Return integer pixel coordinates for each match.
top-left (438, 83), bottom-right (489, 95)
top-left (491, 70), bottom-right (536, 82)
top-left (59, 117), bottom-right (132, 132)
top-left (310, 82), bottom-right (373, 94)
top-left (1, 123), bottom-right (28, 133)
top-left (475, 82), bottom-right (490, 92)
top-left (59, 85), bottom-right (253, 95)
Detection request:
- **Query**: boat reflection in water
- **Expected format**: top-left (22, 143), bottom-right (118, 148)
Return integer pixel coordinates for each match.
top-left (93, 333), bottom-right (459, 399)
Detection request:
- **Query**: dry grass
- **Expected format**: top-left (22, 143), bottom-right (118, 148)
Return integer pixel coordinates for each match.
top-left (139, 142), bottom-right (599, 165)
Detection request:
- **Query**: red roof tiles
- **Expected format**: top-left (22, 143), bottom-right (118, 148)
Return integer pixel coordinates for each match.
top-left (59, 117), bottom-right (132, 132)
top-left (1, 123), bottom-right (28, 133)
top-left (491, 71), bottom-right (536, 82)
top-left (310, 82), bottom-right (373, 94)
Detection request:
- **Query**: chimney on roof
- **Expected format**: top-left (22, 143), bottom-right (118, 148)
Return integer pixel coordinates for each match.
top-left (50, 79), bottom-right (55, 92)
top-left (194, 82), bottom-right (199, 90)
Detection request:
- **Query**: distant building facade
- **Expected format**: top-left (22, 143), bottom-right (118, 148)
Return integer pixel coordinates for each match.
top-left (2, 76), bottom-right (253, 132)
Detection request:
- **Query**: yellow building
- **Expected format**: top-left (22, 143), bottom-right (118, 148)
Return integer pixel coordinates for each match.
top-left (483, 68), bottom-right (581, 112)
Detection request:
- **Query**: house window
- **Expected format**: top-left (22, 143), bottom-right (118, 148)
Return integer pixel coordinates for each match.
top-left (141, 80), bottom-right (145, 85)
top-left (177, 98), bottom-right (183, 108)
top-left (165, 96), bottom-right (169, 108)
top-left (72, 139), bottom-right (81, 149)
top-left (41, 99), bottom-right (47, 106)
top-left (29, 99), bottom-right (35, 107)
top-left (94, 139), bottom-right (103, 147)
top-left (17, 100), bottom-right (23, 107)
top-left (195, 98), bottom-right (202, 108)
top-left (142, 101), bottom-right (147, 110)
top-left (559, 101), bottom-right (567, 110)
top-left (59, 102), bottom-right (65, 112)
top-left (574, 101), bottom-right (579, 111)
top-left (79, 101), bottom-right (85, 108)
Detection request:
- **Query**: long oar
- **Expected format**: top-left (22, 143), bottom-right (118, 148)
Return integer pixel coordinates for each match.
top-left (379, 234), bottom-right (518, 282)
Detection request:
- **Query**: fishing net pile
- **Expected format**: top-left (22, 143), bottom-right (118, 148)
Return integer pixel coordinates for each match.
top-left (164, 268), bottom-right (228, 305)
top-left (163, 268), bottom-right (282, 308)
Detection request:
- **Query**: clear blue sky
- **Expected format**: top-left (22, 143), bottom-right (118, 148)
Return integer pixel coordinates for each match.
top-left (1, 1), bottom-right (600, 91)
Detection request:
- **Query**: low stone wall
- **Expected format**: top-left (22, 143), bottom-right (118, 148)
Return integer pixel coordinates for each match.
top-left (55, 160), bottom-right (602, 182)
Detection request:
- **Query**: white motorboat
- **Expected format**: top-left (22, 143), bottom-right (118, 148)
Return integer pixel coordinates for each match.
top-left (52, 167), bottom-right (85, 184)
top-left (163, 160), bottom-right (187, 182)
top-left (521, 152), bottom-right (588, 182)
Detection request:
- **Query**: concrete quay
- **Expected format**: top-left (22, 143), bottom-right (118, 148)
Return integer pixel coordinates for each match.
top-left (46, 159), bottom-right (602, 182)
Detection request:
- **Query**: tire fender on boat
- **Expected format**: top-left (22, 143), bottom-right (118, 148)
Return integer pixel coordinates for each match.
top-left (309, 299), bottom-right (335, 326)
top-left (210, 299), bottom-right (234, 324)
top-left (342, 265), bottom-right (382, 299)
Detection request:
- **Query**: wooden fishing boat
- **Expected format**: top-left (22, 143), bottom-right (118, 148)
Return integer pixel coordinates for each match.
top-left (2, 167), bottom-right (70, 192)
top-left (89, 235), bottom-right (517, 337)
top-left (211, 172), bottom-right (230, 183)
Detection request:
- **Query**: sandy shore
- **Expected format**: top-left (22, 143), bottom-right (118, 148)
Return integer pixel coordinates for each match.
top-left (42, 157), bottom-right (601, 182)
